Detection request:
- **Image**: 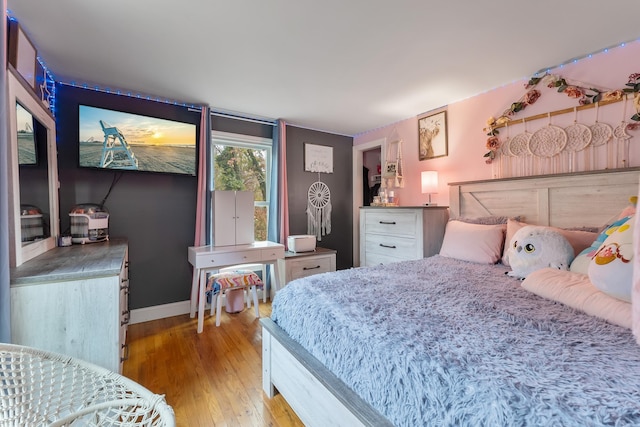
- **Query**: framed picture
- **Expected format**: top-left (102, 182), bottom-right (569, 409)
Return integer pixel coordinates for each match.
top-left (7, 20), bottom-right (38, 90)
top-left (304, 143), bottom-right (333, 173)
top-left (418, 110), bottom-right (448, 160)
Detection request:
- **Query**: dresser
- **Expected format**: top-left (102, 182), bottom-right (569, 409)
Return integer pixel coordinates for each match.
top-left (10, 239), bottom-right (129, 373)
top-left (360, 207), bottom-right (449, 266)
top-left (277, 247), bottom-right (337, 285)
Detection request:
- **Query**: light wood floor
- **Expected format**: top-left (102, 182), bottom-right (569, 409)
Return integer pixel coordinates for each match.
top-left (122, 302), bottom-right (304, 427)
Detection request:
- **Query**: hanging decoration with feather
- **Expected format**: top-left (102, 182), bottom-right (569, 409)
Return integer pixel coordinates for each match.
top-left (306, 177), bottom-right (331, 241)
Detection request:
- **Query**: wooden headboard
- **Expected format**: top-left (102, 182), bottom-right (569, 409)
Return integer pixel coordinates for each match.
top-left (449, 168), bottom-right (640, 228)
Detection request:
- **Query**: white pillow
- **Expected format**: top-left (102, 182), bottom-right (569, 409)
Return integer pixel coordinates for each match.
top-left (522, 268), bottom-right (632, 329)
top-left (588, 215), bottom-right (634, 302)
top-left (439, 220), bottom-right (505, 264)
top-left (570, 215), bottom-right (633, 275)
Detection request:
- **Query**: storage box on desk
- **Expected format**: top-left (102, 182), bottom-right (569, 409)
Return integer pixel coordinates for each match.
top-left (20, 205), bottom-right (44, 242)
top-left (69, 203), bottom-right (109, 244)
top-left (287, 235), bottom-right (316, 253)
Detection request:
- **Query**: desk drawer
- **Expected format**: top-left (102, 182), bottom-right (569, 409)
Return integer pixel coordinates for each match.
top-left (262, 247), bottom-right (285, 260)
top-left (288, 256), bottom-right (333, 281)
top-left (194, 250), bottom-right (262, 268)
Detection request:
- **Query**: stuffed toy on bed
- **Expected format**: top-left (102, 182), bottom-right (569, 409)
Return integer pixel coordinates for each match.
top-left (507, 225), bottom-right (575, 279)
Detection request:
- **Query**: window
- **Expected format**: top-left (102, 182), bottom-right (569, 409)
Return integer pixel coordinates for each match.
top-left (211, 131), bottom-right (272, 241)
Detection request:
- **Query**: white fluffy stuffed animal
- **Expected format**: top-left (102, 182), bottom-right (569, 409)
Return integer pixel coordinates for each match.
top-left (507, 225), bottom-right (575, 279)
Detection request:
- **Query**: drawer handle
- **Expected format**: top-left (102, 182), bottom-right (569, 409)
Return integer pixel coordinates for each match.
top-left (379, 244), bottom-right (396, 249)
top-left (379, 221), bottom-right (396, 225)
top-left (303, 265), bottom-right (321, 271)
top-left (121, 343), bottom-right (130, 362)
top-left (121, 310), bottom-right (130, 326)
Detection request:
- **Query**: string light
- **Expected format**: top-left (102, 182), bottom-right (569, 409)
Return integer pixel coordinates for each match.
top-left (7, 12), bottom-right (202, 111)
top-left (58, 80), bottom-right (204, 113)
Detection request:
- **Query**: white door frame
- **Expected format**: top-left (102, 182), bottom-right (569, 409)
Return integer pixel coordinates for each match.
top-left (352, 138), bottom-right (386, 267)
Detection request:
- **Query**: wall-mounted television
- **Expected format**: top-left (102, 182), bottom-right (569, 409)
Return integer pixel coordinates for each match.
top-left (16, 102), bottom-right (38, 165)
top-left (78, 105), bottom-right (197, 176)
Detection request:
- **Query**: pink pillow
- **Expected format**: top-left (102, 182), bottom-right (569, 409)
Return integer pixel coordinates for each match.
top-left (502, 219), bottom-right (597, 267)
top-left (439, 220), bottom-right (505, 264)
top-left (522, 268), bottom-right (631, 329)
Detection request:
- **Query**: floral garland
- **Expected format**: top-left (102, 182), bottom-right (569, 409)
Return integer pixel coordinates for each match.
top-left (483, 73), bottom-right (640, 163)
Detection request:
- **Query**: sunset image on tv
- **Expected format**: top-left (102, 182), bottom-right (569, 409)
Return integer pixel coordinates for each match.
top-left (79, 105), bottom-right (197, 175)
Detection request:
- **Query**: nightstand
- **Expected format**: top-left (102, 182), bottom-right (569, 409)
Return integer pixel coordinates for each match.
top-left (277, 247), bottom-right (337, 287)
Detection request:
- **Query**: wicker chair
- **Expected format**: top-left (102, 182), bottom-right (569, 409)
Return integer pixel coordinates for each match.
top-left (0, 343), bottom-right (175, 426)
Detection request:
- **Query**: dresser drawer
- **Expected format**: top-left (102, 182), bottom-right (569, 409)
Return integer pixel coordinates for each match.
top-left (364, 210), bottom-right (418, 237)
top-left (193, 250), bottom-right (262, 268)
top-left (362, 252), bottom-right (407, 267)
top-left (288, 256), bottom-right (333, 281)
top-left (364, 234), bottom-right (418, 261)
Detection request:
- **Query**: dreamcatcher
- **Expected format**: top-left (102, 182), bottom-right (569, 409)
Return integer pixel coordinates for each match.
top-left (528, 113), bottom-right (567, 175)
top-left (306, 177), bottom-right (331, 241)
top-left (508, 119), bottom-right (532, 176)
top-left (588, 102), bottom-right (613, 170)
top-left (563, 107), bottom-right (592, 173)
top-left (612, 96), bottom-right (633, 168)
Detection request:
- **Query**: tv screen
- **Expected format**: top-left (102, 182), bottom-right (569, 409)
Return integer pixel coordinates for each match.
top-left (79, 105), bottom-right (197, 176)
top-left (16, 102), bottom-right (38, 165)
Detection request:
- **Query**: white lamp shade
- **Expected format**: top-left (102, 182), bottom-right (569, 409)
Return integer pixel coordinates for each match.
top-left (421, 171), bottom-right (438, 194)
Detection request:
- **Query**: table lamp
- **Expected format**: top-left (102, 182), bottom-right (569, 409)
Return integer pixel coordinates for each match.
top-left (421, 171), bottom-right (438, 206)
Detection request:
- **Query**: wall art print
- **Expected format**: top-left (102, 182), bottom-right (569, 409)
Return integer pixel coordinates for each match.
top-left (419, 110), bottom-right (448, 160)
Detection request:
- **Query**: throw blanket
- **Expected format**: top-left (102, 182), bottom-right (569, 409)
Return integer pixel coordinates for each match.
top-left (272, 256), bottom-right (640, 426)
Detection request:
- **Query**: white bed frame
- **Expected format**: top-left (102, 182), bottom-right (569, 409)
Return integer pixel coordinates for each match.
top-left (261, 168), bottom-right (640, 427)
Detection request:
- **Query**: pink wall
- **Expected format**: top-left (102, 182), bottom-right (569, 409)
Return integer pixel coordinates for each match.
top-left (354, 40), bottom-right (640, 207)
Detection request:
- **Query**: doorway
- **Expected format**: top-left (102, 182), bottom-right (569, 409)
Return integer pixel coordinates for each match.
top-left (351, 138), bottom-right (385, 267)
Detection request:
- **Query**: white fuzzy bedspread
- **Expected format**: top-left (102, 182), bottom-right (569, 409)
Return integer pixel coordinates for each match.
top-left (271, 255), bottom-right (640, 426)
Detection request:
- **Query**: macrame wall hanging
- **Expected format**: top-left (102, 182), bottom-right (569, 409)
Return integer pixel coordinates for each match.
top-left (382, 138), bottom-right (405, 189)
top-left (306, 174), bottom-right (331, 241)
top-left (484, 72), bottom-right (640, 178)
top-left (303, 143), bottom-right (333, 241)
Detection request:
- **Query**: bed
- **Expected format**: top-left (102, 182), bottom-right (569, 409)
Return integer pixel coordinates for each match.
top-left (261, 168), bottom-right (640, 426)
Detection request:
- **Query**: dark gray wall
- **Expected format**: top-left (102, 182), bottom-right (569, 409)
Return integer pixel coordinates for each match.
top-left (285, 126), bottom-right (353, 270)
top-left (55, 85), bottom-right (200, 310)
top-left (55, 85), bottom-right (354, 310)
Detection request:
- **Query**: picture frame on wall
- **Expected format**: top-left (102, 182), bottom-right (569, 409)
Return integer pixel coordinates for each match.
top-left (7, 20), bottom-right (38, 90)
top-left (418, 110), bottom-right (448, 160)
top-left (304, 143), bottom-right (334, 173)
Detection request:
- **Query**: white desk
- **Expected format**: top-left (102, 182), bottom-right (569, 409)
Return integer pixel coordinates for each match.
top-left (187, 241), bottom-right (285, 333)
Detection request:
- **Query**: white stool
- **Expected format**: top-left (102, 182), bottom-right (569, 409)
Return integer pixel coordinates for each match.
top-left (206, 270), bottom-right (264, 326)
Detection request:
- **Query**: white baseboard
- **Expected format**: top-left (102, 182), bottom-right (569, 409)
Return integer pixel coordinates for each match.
top-left (129, 300), bottom-right (191, 325)
top-left (129, 289), bottom-right (270, 325)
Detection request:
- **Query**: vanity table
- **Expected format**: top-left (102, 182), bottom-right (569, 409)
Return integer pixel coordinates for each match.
top-left (188, 241), bottom-right (285, 333)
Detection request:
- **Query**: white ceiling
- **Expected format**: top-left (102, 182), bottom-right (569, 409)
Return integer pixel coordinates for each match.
top-left (8, 1), bottom-right (640, 136)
